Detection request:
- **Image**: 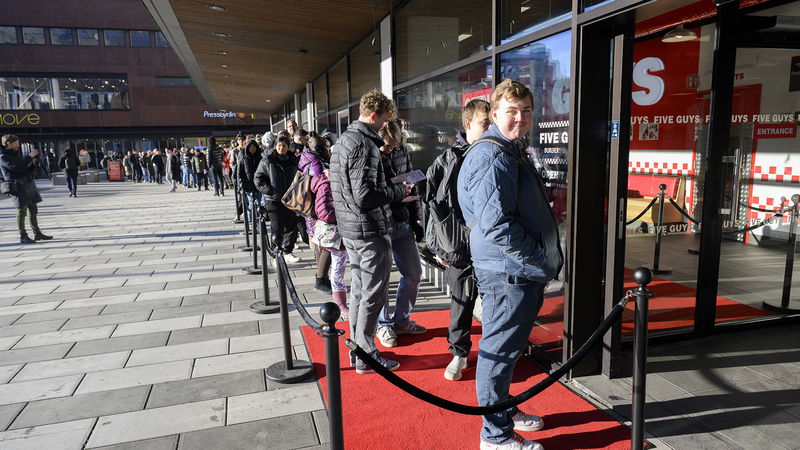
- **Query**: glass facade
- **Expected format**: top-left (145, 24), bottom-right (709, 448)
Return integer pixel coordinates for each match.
top-left (0, 75), bottom-right (129, 110)
top-left (349, 31), bottom-right (381, 102)
top-left (155, 77), bottom-right (193, 86)
top-left (299, 90), bottom-right (309, 130)
top-left (50, 28), bottom-right (74, 46)
top-left (77, 29), bottom-right (99, 46)
top-left (0, 26), bottom-right (17, 44)
top-left (328, 57), bottom-right (348, 111)
top-left (104, 30), bottom-right (125, 46)
top-left (499, 0), bottom-right (571, 44)
top-left (394, 0), bottom-right (492, 84)
top-left (130, 30), bottom-right (151, 47)
top-left (22, 27), bottom-right (45, 45)
top-left (155, 31), bottom-right (170, 48)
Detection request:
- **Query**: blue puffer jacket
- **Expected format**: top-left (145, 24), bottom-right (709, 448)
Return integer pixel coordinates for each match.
top-left (457, 125), bottom-right (563, 282)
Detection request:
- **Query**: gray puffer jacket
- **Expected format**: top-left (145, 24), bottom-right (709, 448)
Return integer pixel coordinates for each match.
top-left (330, 120), bottom-right (405, 240)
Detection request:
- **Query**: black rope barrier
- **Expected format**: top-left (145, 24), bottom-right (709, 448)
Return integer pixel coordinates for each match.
top-left (738, 201), bottom-right (784, 214)
top-left (665, 196), bottom-right (700, 224)
top-left (344, 292), bottom-right (633, 415)
top-left (276, 253), bottom-right (324, 332)
top-left (625, 197), bottom-right (658, 225)
top-left (721, 211), bottom-right (784, 235)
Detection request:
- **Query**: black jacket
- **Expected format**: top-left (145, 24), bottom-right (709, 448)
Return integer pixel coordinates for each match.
top-left (208, 145), bottom-right (225, 169)
top-left (192, 152), bottom-right (208, 173)
top-left (330, 120), bottom-right (405, 240)
top-left (254, 150), bottom-right (299, 211)
top-left (380, 143), bottom-right (421, 225)
top-left (0, 146), bottom-right (42, 208)
top-left (237, 141), bottom-right (262, 193)
top-left (167, 153), bottom-right (181, 179)
top-left (59, 152), bottom-right (80, 176)
top-left (152, 154), bottom-right (165, 172)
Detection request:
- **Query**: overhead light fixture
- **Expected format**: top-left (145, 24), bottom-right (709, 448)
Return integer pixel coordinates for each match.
top-left (217, 50), bottom-right (228, 55)
top-left (208, 4), bottom-right (226, 12)
top-left (211, 32), bottom-right (230, 38)
top-left (223, 74), bottom-right (230, 78)
top-left (662, 25), bottom-right (697, 43)
top-left (221, 64), bottom-right (228, 68)
top-left (521, 6), bottom-right (531, 12)
top-left (265, 99), bottom-right (271, 103)
top-left (458, 33), bottom-right (473, 42)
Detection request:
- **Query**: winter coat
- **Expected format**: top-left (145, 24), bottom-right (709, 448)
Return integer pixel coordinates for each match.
top-left (192, 152), bottom-right (208, 173)
top-left (237, 142), bottom-right (262, 193)
top-left (311, 170), bottom-right (336, 224)
top-left (330, 120), bottom-right (405, 240)
top-left (457, 124), bottom-right (564, 282)
top-left (299, 149), bottom-right (327, 235)
top-left (0, 146), bottom-right (42, 208)
top-left (152, 154), bottom-right (165, 173)
top-left (166, 153), bottom-right (181, 180)
top-left (180, 151), bottom-right (193, 168)
top-left (208, 145), bottom-right (225, 169)
top-left (254, 150), bottom-right (299, 212)
top-left (379, 143), bottom-right (421, 225)
top-left (130, 154), bottom-right (141, 170)
top-left (59, 152), bottom-right (80, 177)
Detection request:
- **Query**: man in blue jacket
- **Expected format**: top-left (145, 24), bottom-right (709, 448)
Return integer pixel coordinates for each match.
top-left (457, 79), bottom-right (564, 450)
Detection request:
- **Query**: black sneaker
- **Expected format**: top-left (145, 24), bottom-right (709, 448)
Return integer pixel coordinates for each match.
top-left (20, 235), bottom-right (35, 244)
top-left (355, 351), bottom-right (400, 374)
top-left (34, 233), bottom-right (53, 241)
top-left (315, 276), bottom-right (332, 294)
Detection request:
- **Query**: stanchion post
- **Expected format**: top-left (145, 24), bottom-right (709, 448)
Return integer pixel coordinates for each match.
top-left (265, 249), bottom-right (313, 383)
top-left (250, 211), bottom-right (279, 314)
top-left (631, 267), bottom-right (653, 450)
top-left (319, 302), bottom-right (345, 450)
top-left (763, 194), bottom-right (800, 313)
top-left (239, 191), bottom-right (252, 252)
top-left (243, 195), bottom-right (262, 275)
top-left (647, 184), bottom-right (672, 274)
top-left (233, 174), bottom-right (243, 223)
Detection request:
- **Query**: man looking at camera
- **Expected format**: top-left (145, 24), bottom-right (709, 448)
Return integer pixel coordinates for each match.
top-left (0, 135), bottom-right (53, 244)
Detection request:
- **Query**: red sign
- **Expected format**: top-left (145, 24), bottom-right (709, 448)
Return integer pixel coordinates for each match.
top-left (754, 124), bottom-right (797, 139)
top-left (461, 87), bottom-right (492, 107)
top-left (107, 160), bottom-right (123, 181)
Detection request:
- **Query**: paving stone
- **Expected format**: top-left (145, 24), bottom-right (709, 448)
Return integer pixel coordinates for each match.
top-left (148, 302), bottom-right (229, 321)
top-left (0, 343), bottom-right (73, 366)
top-left (201, 309), bottom-right (265, 327)
top-left (179, 413), bottom-right (319, 450)
top-left (147, 370), bottom-right (265, 409)
top-left (11, 386), bottom-right (150, 429)
top-left (127, 338), bottom-right (228, 367)
top-left (0, 300), bottom-right (61, 318)
top-left (312, 409), bottom-right (330, 444)
top-left (54, 279), bottom-right (127, 293)
top-left (91, 283), bottom-right (168, 298)
top-left (13, 351), bottom-right (130, 382)
top-left (168, 322), bottom-right (258, 345)
top-left (0, 403), bottom-right (24, 431)
top-left (192, 348), bottom-right (284, 378)
top-left (0, 418), bottom-right (95, 449)
top-left (181, 290), bottom-right (255, 306)
top-left (0, 314), bottom-right (20, 326)
top-left (0, 319), bottom-right (66, 339)
top-left (229, 330), bottom-right (303, 353)
top-left (227, 383), bottom-right (324, 425)
top-left (164, 277), bottom-right (231, 290)
top-left (101, 298), bottom-right (181, 315)
top-left (85, 398), bottom-right (225, 448)
top-left (14, 305), bottom-right (104, 325)
top-left (0, 336), bottom-right (21, 351)
top-left (112, 315), bottom-right (202, 338)
top-left (137, 286), bottom-right (210, 302)
top-left (16, 289), bottom-right (99, 305)
top-left (15, 325), bottom-right (115, 349)
top-left (62, 310), bottom-right (151, 330)
top-left (0, 374), bottom-right (82, 405)
top-left (0, 364), bottom-right (21, 383)
top-left (59, 294), bottom-right (138, 310)
top-left (92, 435), bottom-right (178, 450)
top-left (75, 360), bottom-right (192, 395)
top-left (68, 332), bottom-right (169, 358)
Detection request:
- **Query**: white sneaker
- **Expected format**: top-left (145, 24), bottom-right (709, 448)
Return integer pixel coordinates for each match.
top-left (284, 253), bottom-right (300, 264)
top-left (512, 411), bottom-right (544, 432)
top-left (377, 326), bottom-right (397, 348)
top-left (480, 433), bottom-right (543, 450)
top-left (444, 355), bottom-right (467, 381)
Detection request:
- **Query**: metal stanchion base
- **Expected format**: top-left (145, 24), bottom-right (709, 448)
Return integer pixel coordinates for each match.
top-left (762, 301), bottom-right (800, 314)
top-left (265, 360), bottom-right (313, 383)
top-left (238, 246), bottom-right (253, 252)
top-left (644, 263), bottom-right (672, 274)
top-left (243, 266), bottom-right (262, 275)
top-left (249, 301), bottom-right (280, 314)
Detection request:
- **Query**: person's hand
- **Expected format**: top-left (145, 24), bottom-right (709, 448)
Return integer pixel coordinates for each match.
top-left (29, 149), bottom-right (40, 158)
top-left (434, 255), bottom-right (452, 268)
top-left (403, 182), bottom-right (413, 196)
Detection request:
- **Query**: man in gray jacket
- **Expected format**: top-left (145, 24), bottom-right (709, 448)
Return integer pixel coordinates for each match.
top-left (330, 90), bottom-right (412, 374)
top-left (458, 80), bottom-right (563, 450)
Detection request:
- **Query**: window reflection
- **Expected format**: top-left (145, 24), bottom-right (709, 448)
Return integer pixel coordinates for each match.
top-left (0, 75), bottom-right (130, 110)
top-left (50, 28), bottom-right (74, 46)
top-left (130, 31), bottom-right (150, 48)
top-left (499, 0), bottom-right (571, 44)
top-left (0, 27), bottom-right (17, 44)
top-left (22, 27), bottom-right (45, 45)
top-left (78, 29), bottom-right (99, 46)
top-left (104, 30), bottom-right (125, 47)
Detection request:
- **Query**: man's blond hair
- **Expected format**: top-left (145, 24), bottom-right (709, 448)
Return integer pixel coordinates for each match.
top-left (490, 79), bottom-right (533, 111)
top-left (463, 99), bottom-right (490, 124)
top-left (1, 135), bottom-right (19, 147)
top-left (359, 89), bottom-right (396, 118)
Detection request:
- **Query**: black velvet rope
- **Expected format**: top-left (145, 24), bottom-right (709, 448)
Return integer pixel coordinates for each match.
top-left (625, 197), bottom-right (659, 225)
top-left (276, 253), bottom-right (324, 332)
top-left (665, 196), bottom-right (701, 224)
top-left (345, 295), bottom-right (631, 415)
top-left (738, 201), bottom-right (783, 214)
top-left (721, 211), bottom-right (785, 235)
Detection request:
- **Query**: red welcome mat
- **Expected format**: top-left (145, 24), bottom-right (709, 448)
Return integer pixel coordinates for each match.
top-left (531, 270), bottom-right (772, 349)
top-left (301, 310), bottom-right (632, 450)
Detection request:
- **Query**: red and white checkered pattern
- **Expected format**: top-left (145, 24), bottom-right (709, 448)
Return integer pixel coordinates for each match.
top-left (747, 196), bottom-right (789, 223)
top-left (628, 161), bottom-right (694, 176)
top-left (752, 166), bottom-right (800, 183)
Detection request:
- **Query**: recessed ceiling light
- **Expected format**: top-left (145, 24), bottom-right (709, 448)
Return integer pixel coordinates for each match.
top-left (221, 64), bottom-right (228, 68)
top-left (208, 5), bottom-right (226, 12)
top-left (266, 99), bottom-right (271, 103)
top-left (217, 50), bottom-right (228, 55)
top-left (297, 49), bottom-right (308, 54)
top-left (223, 75), bottom-right (230, 78)
top-left (212, 32), bottom-right (230, 38)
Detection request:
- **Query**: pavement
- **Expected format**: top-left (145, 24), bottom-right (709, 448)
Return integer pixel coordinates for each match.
top-left (0, 181), bottom-right (451, 449)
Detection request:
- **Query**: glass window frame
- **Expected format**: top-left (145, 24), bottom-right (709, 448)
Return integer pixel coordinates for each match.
top-left (155, 31), bottom-right (170, 48)
top-left (50, 28), bottom-right (74, 46)
top-left (77, 29), bottom-right (100, 46)
top-left (22, 27), bottom-right (45, 45)
top-left (129, 30), bottom-right (151, 48)
top-left (103, 30), bottom-right (125, 47)
top-left (0, 74), bottom-right (130, 111)
top-left (0, 26), bottom-right (17, 44)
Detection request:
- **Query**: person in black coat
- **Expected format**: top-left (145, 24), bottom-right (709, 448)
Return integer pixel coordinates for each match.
top-left (0, 135), bottom-right (53, 244)
top-left (58, 147), bottom-right (80, 197)
top-left (152, 149), bottom-right (165, 184)
top-left (254, 136), bottom-right (300, 257)
top-left (166, 149), bottom-right (181, 192)
top-left (237, 139), bottom-right (263, 221)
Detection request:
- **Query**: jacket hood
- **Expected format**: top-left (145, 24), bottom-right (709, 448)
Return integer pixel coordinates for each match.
top-left (261, 132), bottom-right (275, 150)
top-left (244, 140), bottom-right (262, 158)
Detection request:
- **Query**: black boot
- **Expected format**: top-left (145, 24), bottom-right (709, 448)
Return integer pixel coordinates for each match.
top-left (20, 234), bottom-right (35, 244)
top-left (315, 276), bottom-right (332, 294)
top-left (34, 232), bottom-right (53, 241)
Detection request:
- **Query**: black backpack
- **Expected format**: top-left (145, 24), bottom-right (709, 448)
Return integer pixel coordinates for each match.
top-left (424, 137), bottom-right (505, 269)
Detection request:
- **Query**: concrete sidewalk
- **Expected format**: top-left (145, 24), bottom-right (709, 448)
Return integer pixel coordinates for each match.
top-left (0, 181), bottom-right (450, 449)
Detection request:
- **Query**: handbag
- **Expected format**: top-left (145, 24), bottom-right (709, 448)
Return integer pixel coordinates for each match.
top-left (281, 170), bottom-right (316, 218)
top-left (312, 220), bottom-right (342, 250)
top-left (0, 180), bottom-right (17, 196)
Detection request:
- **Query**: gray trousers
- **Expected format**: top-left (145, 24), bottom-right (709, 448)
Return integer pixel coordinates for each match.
top-left (343, 234), bottom-right (392, 355)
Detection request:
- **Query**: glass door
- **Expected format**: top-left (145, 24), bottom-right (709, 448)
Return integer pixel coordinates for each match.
top-left (337, 109), bottom-right (350, 136)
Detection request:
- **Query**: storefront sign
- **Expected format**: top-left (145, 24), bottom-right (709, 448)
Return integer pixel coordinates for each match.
top-left (754, 123), bottom-right (797, 139)
top-left (203, 111), bottom-right (236, 118)
top-left (461, 87), bottom-right (492, 106)
top-left (0, 113), bottom-right (40, 126)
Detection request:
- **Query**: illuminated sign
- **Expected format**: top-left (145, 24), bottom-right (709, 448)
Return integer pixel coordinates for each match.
top-left (0, 113), bottom-right (41, 126)
top-left (203, 111), bottom-right (236, 118)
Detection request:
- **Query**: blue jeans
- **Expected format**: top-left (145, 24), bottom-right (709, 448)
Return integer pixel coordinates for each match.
top-left (181, 167), bottom-right (191, 186)
top-left (378, 221), bottom-right (422, 328)
top-left (474, 268), bottom-right (545, 443)
top-left (141, 166), bottom-right (150, 182)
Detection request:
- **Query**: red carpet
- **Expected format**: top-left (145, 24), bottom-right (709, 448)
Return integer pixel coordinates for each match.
top-left (302, 310), bottom-right (632, 450)
top-left (530, 270), bottom-right (772, 348)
